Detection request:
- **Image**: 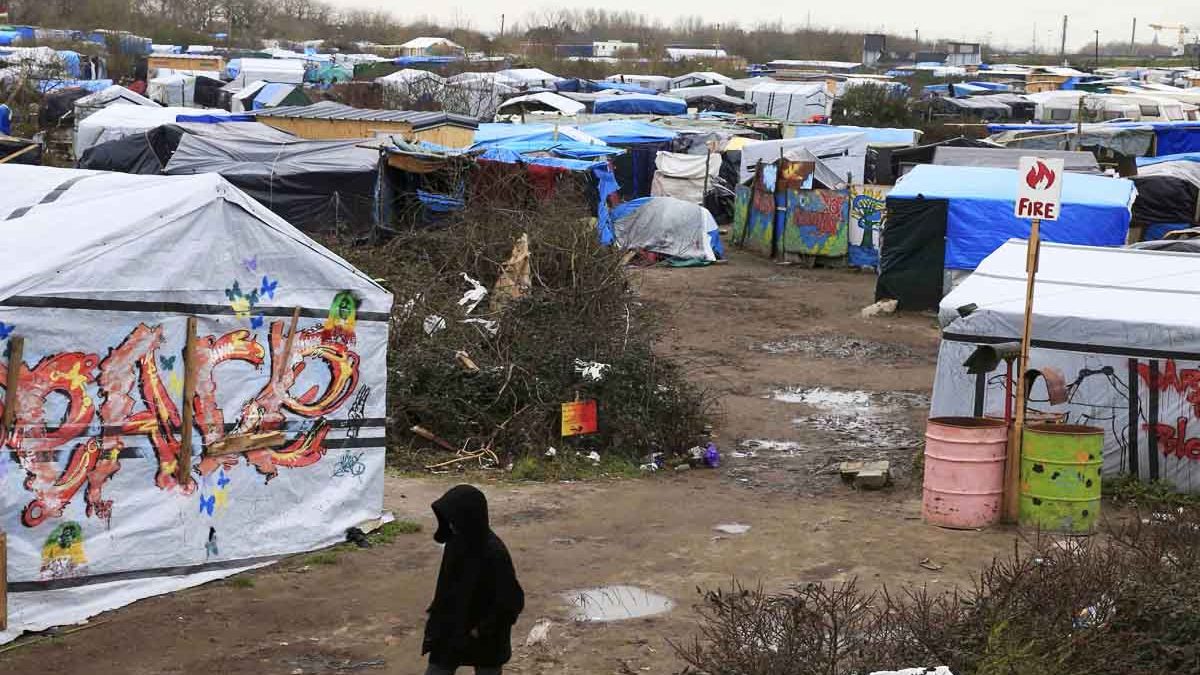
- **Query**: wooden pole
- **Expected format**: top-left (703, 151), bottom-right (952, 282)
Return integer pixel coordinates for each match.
top-left (0, 531), bottom-right (6, 632)
top-left (1004, 218), bottom-right (1042, 523)
top-left (276, 307), bottom-right (302, 382)
top-left (3, 336), bottom-right (24, 443)
top-left (177, 317), bottom-right (198, 488)
top-left (702, 147), bottom-right (712, 205)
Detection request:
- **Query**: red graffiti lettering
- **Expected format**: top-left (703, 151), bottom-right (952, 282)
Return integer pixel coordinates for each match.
top-left (6, 319), bottom-right (360, 527)
top-left (1145, 416), bottom-right (1200, 461)
top-left (1137, 359), bottom-right (1200, 418)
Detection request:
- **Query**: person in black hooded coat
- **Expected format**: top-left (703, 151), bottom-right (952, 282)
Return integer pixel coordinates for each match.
top-left (423, 484), bottom-right (524, 675)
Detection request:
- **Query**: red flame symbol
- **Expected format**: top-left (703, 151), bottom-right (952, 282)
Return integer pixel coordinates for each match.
top-left (1025, 160), bottom-right (1056, 190)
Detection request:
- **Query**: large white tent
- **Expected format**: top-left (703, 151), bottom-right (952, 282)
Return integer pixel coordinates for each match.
top-left (72, 85), bottom-right (159, 128)
top-left (75, 105), bottom-right (237, 158)
top-left (933, 240), bottom-right (1200, 493)
top-left (0, 165), bottom-right (392, 643)
top-left (737, 132), bottom-right (869, 184)
top-left (747, 81), bottom-right (831, 123)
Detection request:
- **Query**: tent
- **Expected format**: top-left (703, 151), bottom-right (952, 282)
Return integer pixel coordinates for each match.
top-left (148, 73), bottom-right (198, 107)
top-left (670, 71), bottom-right (733, 90)
top-left (72, 84), bottom-right (158, 127)
top-left (611, 196), bottom-right (722, 261)
top-left (792, 124), bottom-right (921, 147)
top-left (231, 81), bottom-right (310, 112)
top-left (746, 82), bottom-right (830, 123)
top-left (496, 92), bottom-right (585, 117)
top-left (681, 92), bottom-right (755, 114)
top-left (227, 58), bottom-right (306, 87)
top-left (495, 68), bottom-right (561, 89)
top-left (75, 106), bottom-right (245, 158)
top-left (163, 135), bottom-right (380, 235)
top-left (932, 146), bottom-right (1102, 174)
top-left (932, 241), bottom-right (1200, 493)
top-left (1130, 153), bottom-right (1200, 235)
top-left (876, 164), bottom-right (1135, 309)
top-left (651, 151), bottom-right (721, 203)
top-left (77, 121), bottom-right (294, 175)
top-left (593, 93), bottom-right (687, 116)
top-left (0, 165), bottom-right (391, 644)
top-left (473, 122), bottom-right (606, 148)
top-left (738, 132), bottom-right (869, 184)
top-left (578, 120), bottom-right (678, 199)
top-left (556, 78), bottom-right (656, 95)
top-left (604, 74), bottom-right (671, 92)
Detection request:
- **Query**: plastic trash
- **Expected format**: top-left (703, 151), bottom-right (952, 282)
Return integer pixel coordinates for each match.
top-left (703, 442), bottom-right (720, 468)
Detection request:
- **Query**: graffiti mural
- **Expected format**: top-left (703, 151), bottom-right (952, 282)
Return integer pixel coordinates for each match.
top-left (0, 316), bottom-right (361, 529)
top-left (848, 184), bottom-right (889, 269)
top-left (780, 188), bottom-right (849, 258)
top-left (40, 521), bottom-right (86, 579)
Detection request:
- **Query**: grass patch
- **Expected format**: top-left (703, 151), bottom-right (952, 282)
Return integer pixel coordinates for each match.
top-left (509, 452), bottom-right (642, 481)
top-left (1104, 474), bottom-right (1200, 508)
top-left (302, 550), bottom-right (342, 566)
top-left (368, 520), bottom-right (422, 545)
top-left (228, 576), bottom-right (255, 589)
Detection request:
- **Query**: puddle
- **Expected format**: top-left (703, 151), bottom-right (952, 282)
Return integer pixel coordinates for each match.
top-left (756, 335), bottom-right (927, 360)
top-left (714, 523), bottom-right (751, 535)
top-left (564, 585), bottom-right (674, 622)
top-left (771, 386), bottom-right (871, 407)
top-left (738, 439), bottom-right (809, 456)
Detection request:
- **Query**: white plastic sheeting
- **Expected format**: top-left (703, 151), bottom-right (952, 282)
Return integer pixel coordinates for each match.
top-left (232, 57), bottom-right (305, 87)
top-left (613, 197), bottom-right (719, 261)
top-left (148, 73), bottom-right (197, 107)
top-left (72, 84), bottom-right (159, 127)
top-left (933, 241), bottom-right (1200, 493)
top-left (496, 92), bottom-right (586, 117)
top-left (738, 132), bottom-right (869, 185)
top-left (651, 151), bottom-right (720, 203)
top-left (0, 166), bottom-right (391, 643)
top-left (747, 82), bottom-right (831, 122)
top-left (75, 105), bottom-right (234, 158)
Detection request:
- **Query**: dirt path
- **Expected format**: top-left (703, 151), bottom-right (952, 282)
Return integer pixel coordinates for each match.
top-left (2, 252), bottom-right (1022, 675)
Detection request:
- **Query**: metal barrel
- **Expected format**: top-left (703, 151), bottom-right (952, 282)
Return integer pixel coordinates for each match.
top-left (1020, 423), bottom-right (1104, 534)
top-left (923, 417), bottom-right (1009, 529)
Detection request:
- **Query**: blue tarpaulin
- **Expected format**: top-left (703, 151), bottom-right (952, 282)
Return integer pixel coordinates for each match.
top-left (476, 139), bottom-right (622, 160)
top-left (988, 122), bottom-right (1200, 156)
top-left (0, 31), bottom-right (20, 46)
top-left (593, 93), bottom-right (687, 116)
top-left (56, 50), bottom-right (82, 78)
top-left (792, 123), bottom-right (919, 146)
top-left (1137, 152), bottom-right (1200, 167)
top-left (555, 78), bottom-right (657, 95)
top-left (175, 113), bottom-right (255, 124)
top-left (576, 120), bottom-right (677, 145)
top-left (0, 104), bottom-right (10, 135)
top-left (392, 56), bottom-right (459, 66)
top-left (889, 164), bottom-right (1134, 270)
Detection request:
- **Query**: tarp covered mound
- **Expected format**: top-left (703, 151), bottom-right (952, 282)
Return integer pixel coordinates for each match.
top-left (0, 165), bottom-right (391, 644)
top-left (472, 122), bottom-right (607, 148)
top-left (77, 121), bottom-right (295, 175)
top-left (72, 84), bottom-right (158, 126)
top-left (738, 132), bottom-right (869, 185)
top-left (164, 134), bottom-right (380, 234)
top-left (611, 196), bottom-right (722, 261)
top-left (933, 241), bottom-right (1200, 493)
top-left (988, 121), bottom-right (1200, 156)
top-left (496, 91), bottom-right (585, 117)
top-left (75, 105), bottom-right (243, 158)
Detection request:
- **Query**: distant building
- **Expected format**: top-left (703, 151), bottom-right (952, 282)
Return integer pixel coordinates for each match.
top-left (945, 42), bottom-right (982, 67)
top-left (666, 46), bottom-right (729, 61)
top-left (863, 34), bottom-right (886, 67)
top-left (594, 40), bottom-right (638, 58)
top-left (556, 44), bottom-right (595, 58)
top-left (396, 37), bottom-right (464, 58)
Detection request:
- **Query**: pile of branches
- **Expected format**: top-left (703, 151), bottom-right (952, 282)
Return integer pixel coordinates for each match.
top-left (675, 502), bottom-right (1200, 675)
top-left (335, 169), bottom-right (710, 469)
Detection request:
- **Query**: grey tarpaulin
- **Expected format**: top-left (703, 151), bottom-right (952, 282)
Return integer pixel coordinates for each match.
top-left (613, 196), bottom-right (719, 261)
top-left (932, 240), bottom-right (1200, 493)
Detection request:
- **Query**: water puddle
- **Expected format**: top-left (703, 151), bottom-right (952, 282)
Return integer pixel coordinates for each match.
top-left (769, 387), bottom-right (929, 451)
top-left (771, 387), bottom-right (871, 407)
top-left (737, 439), bottom-right (809, 457)
top-left (564, 585), bottom-right (674, 622)
top-left (756, 335), bottom-right (927, 361)
top-left (714, 523), bottom-right (751, 535)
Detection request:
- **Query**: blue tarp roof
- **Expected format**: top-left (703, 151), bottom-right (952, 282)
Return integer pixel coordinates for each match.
top-left (0, 31), bottom-right (20, 46)
top-left (37, 79), bottom-right (113, 94)
top-left (576, 120), bottom-right (677, 145)
top-left (889, 164), bottom-right (1134, 270)
top-left (1137, 152), bottom-right (1200, 167)
top-left (988, 121), bottom-right (1200, 156)
top-left (924, 82), bottom-right (990, 97)
top-left (476, 139), bottom-right (622, 160)
top-left (555, 78), bottom-right (658, 95)
top-left (472, 123), bottom-right (603, 147)
top-left (792, 124), bottom-right (919, 146)
top-left (593, 93), bottom-right (687, 116)
top-left (392, 56), bottom-right (459, 66)
top-left (965, 81), bottom-right (1012, 91)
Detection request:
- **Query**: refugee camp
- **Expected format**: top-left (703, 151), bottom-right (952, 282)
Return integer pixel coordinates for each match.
top-left (3, 1), bottom-right (1200, 673)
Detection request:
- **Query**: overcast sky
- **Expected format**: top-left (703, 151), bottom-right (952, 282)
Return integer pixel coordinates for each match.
top-left (330, 0), bottom-right (1200, 52)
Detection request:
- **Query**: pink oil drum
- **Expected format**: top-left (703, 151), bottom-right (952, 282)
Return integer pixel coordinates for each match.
top-left (923, 417), bottom-right (1009, 529)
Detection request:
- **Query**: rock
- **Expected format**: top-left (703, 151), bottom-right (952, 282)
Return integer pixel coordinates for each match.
top-left (525, 618), bottom-right (553, 647)
top-left (860, 299), bottom-right (898, 318)
top-left (674, 464), bottom-right (691, 472)
top-left (840, 460), bottom-right (891, 489)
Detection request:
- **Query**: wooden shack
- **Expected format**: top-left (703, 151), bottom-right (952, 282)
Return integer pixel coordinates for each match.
top-left (147, 53), bottom-right (225, 74)
top-left (253, 101), bottom-right (478, 147)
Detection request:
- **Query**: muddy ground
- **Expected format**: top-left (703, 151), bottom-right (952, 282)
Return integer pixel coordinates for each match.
top-left (1, 251), bottom-right (1025, 675)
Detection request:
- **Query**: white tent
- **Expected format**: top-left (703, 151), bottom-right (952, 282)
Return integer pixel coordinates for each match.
top-left (496, 92), bottom-right (585, 117)
top-left (496, 68), bottom-right (561, 89)
top-left (651, 151), bottom-right (721, 203)
top-left (604, 74), bottom-right (671, 92)
top-left (72, 85), bottom-right (159, 128)
top-left (747, 81), bottom-right (831, 123)
top-left (148, 73), bottom-right (197, 107)
top-left (75, 105), bottom-right (235, 158)
top-left (669, 71), bottom-right (732, 89)
top-left (933, 241), bottom-right (1200, 493)
top-left (738, 132), bottom-right (869, 185)
top-left (0, 165), bottom-right (391, 644)
top-left (231, 58), bottom-right (305, 87)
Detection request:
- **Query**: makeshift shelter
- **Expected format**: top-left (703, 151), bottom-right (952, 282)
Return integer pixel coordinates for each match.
top-left (578, 120), bottom-right (678, 199)
top-left (77, 121), bottom-right (296, 175)
top-left (593, 93), bottom-right (687, 116)
top-left (610, 196), bottom-right (722, 261)
top-left (556, 78), bottom-right (656, 95)
top-left (670, 71), bottom-right (733, 90)
top-left (933, 241), bottom-right (1200, 493)
top-left (681, 92), bottom-right (755, 114)
top-left (496, 92), bottom-right (585, 117)
top-left (376, 69), bottom-right (447, 110)
top-left (738, 132), bottom-right (868, 184)
top-left (227, 58), bottom-right (305, 87)
top-left (495, 68), bottom-right (561, 89)
top-left (163, 134), bottom-right (379, 235)
top-left (988, 122), bottom-right (1200, 157)
top-left (231, 81), bottom-right (311, 112)
top-left (604, 74), bottom-right (671, 92)
top-left (1130, 153), bottom-right (1200, 236)
top-left (472, 122), bottom-right (606, 148)
top-left (442, 73), bottom-right (519, 119)
top-left (74, 105), bottom-right (245, 158)
top-left (746, 82), bottom-right (831, 123)
top-left (876, 164), bottom-right (1135, 310)
top-left (147, 73), bottom-right (198, 107)
top-left (932, 146), bottom-right (1102, 174)
top-left (72, 85), bottom-right (158, 127)
top-left (929, 96), bottom-right (1012, 121)
top-left (253, 101), bottom-right (479, 147)
top-left (0, 164), bottom-right (391, 644)
top-left (651, 151), bottom-right (721, 203)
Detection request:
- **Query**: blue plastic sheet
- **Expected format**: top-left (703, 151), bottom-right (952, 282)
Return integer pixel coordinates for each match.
top-left (1137, 152), bottom-right (1200, 167)
top-left (593, 94), bottom-right (687, 116)
top-left (576, 120), bottom-right (676, 145)
top-left (175, 114), bottom-right (255, 124)
top-left (0, 104), bottom-right (10, 135)
top-left (987, 122), bottom-right (1200, 156)
top-left (889, 164), bottom-right (1134, 270)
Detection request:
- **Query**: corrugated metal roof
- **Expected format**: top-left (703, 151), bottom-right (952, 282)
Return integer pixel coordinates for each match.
top-left (252, 101), bottom-right (477, 129)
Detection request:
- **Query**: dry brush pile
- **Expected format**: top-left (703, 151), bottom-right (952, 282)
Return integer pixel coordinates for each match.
top-left (675, 502), bottom-right (1200, 675)
top-left (334, 169), bottom-right (710, 470)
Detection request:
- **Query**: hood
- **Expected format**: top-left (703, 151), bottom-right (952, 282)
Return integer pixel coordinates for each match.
top-left (431, 484), bottom-right (490, 545)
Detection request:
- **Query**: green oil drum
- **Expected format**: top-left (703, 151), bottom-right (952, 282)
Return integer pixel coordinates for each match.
top-left (1019, 424), bottom-right (1104, 534)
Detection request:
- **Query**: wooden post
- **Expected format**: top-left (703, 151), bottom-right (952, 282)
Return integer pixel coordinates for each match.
top-left (702, 147), bottom-right (712, 205)
top-left (276, 308), bottom-right (302, 382)
top-left (1004, 218), bottom-right (1042, 523)
top-left (177, 317), bottom-right (198, 488)
top-left (0, 530), bottom-right (6, 632)
top-left (3, 336), bottom-right (24, 443)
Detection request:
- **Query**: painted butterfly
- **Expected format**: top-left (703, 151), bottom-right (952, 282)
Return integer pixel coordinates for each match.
top-left (260, 275), bottom-right (278, 300)
top-left (243, 255), bottom-right (258, 272)
top-left (199, 494), bottom-right (216, 516)
top-left (0, 322), bottom-right (13, 340)
top-left (159, 355), bottom-right (176, 371)
top-left (217, 471), bottom-right (231, 490)
top-left (250, 315), bottom-right (264, 330)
